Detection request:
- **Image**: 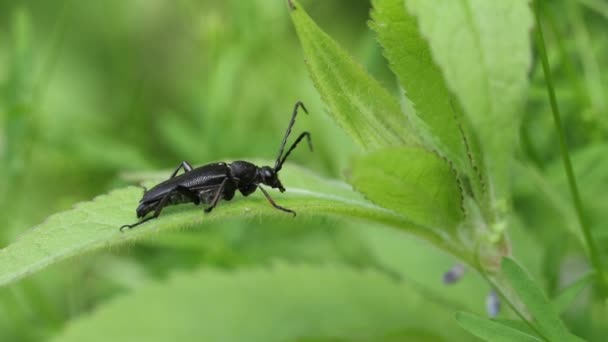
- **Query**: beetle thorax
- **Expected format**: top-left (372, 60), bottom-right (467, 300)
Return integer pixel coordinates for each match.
top-left (229, 161), bottom-right (258, 184)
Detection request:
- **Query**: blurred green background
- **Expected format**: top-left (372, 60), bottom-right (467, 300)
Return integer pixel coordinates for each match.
top-left (0, 0), bottom-right (607, 341)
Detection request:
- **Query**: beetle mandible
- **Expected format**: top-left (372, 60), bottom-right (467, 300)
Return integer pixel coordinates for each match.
top-left (120, 101), bottom-right (312, 231)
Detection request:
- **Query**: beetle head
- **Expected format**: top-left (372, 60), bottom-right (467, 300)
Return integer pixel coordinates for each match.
top-left (258, 166), bottom-right (285, 192)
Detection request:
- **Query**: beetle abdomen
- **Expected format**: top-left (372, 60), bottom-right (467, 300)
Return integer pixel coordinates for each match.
top-left (136, 201), bottom-right (156, 218)
top-left (167, 192), bottom-right (196, 206)
top-left (136, 192), bottom-right (200, 218)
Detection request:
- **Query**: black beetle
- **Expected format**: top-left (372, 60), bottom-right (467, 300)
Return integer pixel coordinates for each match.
top-left (120, 101), bottom-right (312, 231)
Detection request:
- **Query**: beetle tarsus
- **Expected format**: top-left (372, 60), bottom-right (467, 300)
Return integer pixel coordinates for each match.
top-left (119, 224), bottom-right (132, 232)
top-left (120, 216), bottom-right (154, 232)
top-left (120, 224), bottom-right (137, 232)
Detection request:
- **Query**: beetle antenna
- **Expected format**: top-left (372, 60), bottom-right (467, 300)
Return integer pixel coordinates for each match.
top-left (274, 101), bottom-right (308, 170)
top-left (275, 131), bottom-right (312, 172)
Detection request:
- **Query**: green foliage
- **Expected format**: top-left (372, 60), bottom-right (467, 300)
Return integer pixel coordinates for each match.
top-left (459, 258), bottom-right (588, 341)
top-left (288, 0), bottom-right (418, 149)
top-left (547, 144), bottom-right (608, 244)
top-left (553, 272), bottom-right (595, 313)
top-left (289, 0), bottom-right (534, 275)
top-left (456, 312), bottom-right (543, 342)
top-left (0, 164), bottom-right (420, 287)
top-left (0, 0), bottom-right (606, 341)
top-left (350, 147), bottom-right (463, 236)
top-left (500, 258), bottom-right (570, 340)
top-left (534, 2), bottom-right (607, 296)
top-left (405, 0), bottom-right (533, 212)
top-left (53, 264), bottom-right (468, 342)
top-left (370, 0), bottom-right (483, 202)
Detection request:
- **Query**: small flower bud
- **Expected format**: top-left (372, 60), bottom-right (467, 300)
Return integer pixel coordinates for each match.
top-left (443, 263), bottom-right (466, 284)
top-left (486, 290), bottom-right (501, 318)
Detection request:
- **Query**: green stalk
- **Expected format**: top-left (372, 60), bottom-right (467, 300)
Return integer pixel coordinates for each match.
top-left (533, 2), bottom-right (607, 297)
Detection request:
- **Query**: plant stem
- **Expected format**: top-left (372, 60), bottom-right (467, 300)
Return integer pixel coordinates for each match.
top-left (533, 2), bottom-right (607, 297)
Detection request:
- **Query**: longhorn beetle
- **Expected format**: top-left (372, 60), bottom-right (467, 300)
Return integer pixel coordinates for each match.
top-left (120, 101), bottom-right (312, 231)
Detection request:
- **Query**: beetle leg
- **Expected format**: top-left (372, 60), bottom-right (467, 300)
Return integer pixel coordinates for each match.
top-left (174, 185), bottom-right (201, 205)
top-left (120, 216), bottom-right (156, 232)
top-left (120, 186), bottom-right (201, 232)
top-left (204, 178), bottom-right (227, 213)
top-left (120, 191), bottom-right (173, 231)
top-left (258, 185), bottom-right (296, 216)
top-left (170, 161), bottom-right (194, 178)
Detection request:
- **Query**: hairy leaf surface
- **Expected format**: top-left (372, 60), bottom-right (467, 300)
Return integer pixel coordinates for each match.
top-left (405, 0), bottom-right (533, 210)
top-left (0, 164), bottom-right (434, 287)
top-left (371, 0), bottom-right (484, 203)
top-left (350, 147), bottom-right (464, 243)
top-left (289, 0), bottom-right (418, 150)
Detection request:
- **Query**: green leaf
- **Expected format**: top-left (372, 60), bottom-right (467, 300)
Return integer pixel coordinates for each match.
top-left (513, 162), bottom-right (583, 245)
top-left (494, 320), bottom-right (587, 342)
top-left (404, 0), bottom-right (533, 209)
top-left (53, 264), bottom-right (468, 342)
top-left (578, 0), bottom-right (608, 21)
top-left (501, 258), bottom-right (570, 341)
top-left (357, 224), bottom-right (491, 314)
top-left (553, 272), bottom-right (595, 313)
top-left (370, 0), bottom-right (485, 202)
top-left (350, 146), bottom-right (464, 234)
top-left (456, 312), bottom-right (543, 342)
top-left (288, 0), bottom-right (418, 150)
top-left (547, 143), bottom-right (608, 236)
top-left (493, 319), bottom-right (538, 337)
top-left (516, 143), bottom-right (608, 248)
top-left (0, 163), bottom-right (432, 287)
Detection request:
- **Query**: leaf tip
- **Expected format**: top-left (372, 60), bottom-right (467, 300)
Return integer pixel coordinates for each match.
top-left (287, 0), bottom-right (296, 11)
